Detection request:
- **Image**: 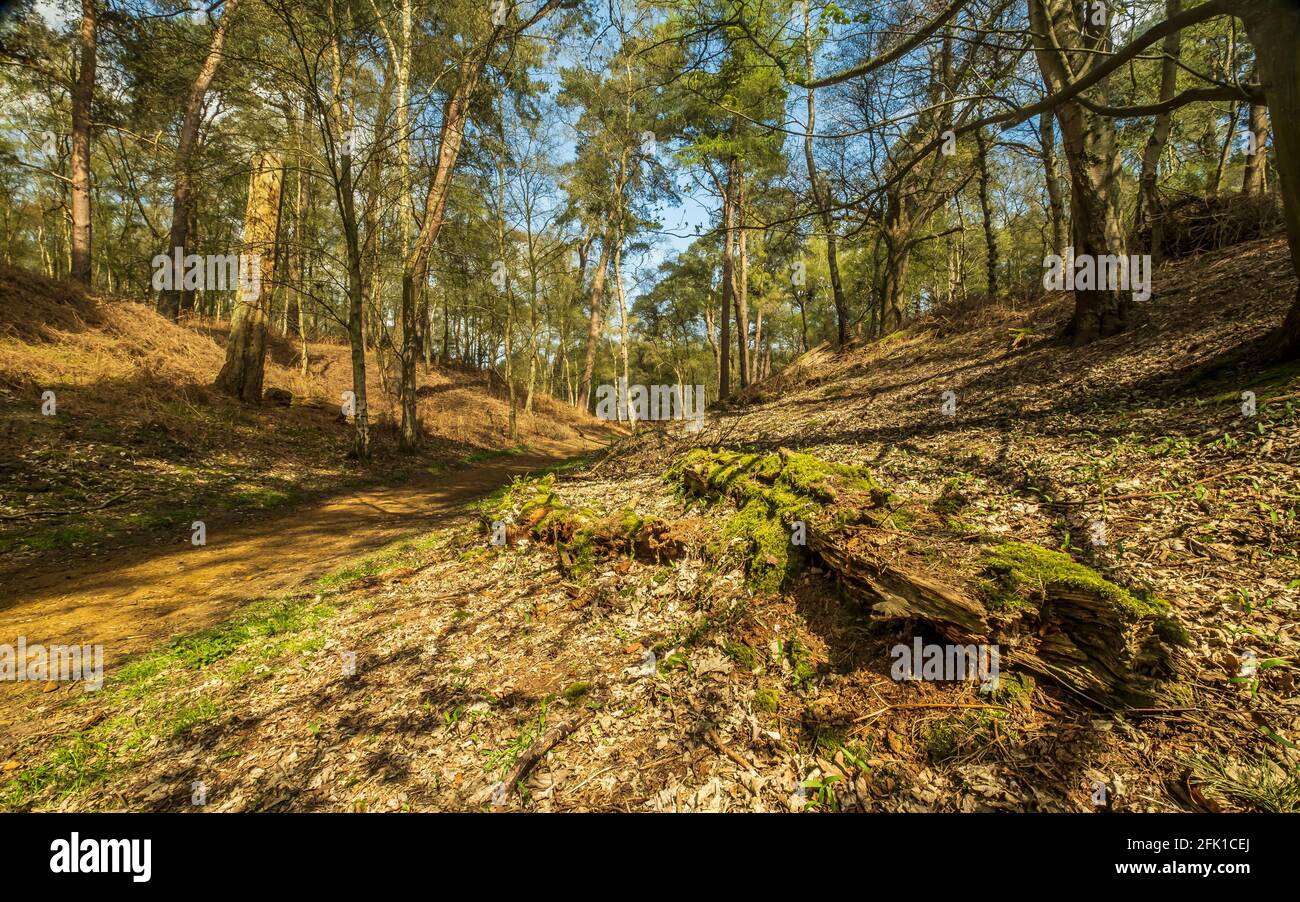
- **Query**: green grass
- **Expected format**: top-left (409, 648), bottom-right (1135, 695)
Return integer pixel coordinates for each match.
top-left (166, 697), bottom-right (220, 737)
top-left (313, 530), bottom-right (446, 590)
top-left (428, 444), bottom-right (530, 476)
top-left (0, 733), bottom-right (112, 809)
top-left (0, 524), bottom-right (97, 552)
top-left (221, 486), bottom-right (295, 510)
top-left (1183, 752), bottom-right (1300, 813)
top-left (1, 591), bottom-right (339, 810)
top-left (483, 704), bottom-right (548, 778)
top-left (148, 596), bottom-right (335, 674)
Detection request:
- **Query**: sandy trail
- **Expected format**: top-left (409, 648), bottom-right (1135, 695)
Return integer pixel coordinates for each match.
top-left (0, 436), bottom-right (606, 738)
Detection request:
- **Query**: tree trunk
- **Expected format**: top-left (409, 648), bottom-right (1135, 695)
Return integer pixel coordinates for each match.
top-left (976, 128), bottom-right (999, 297)
top-left (1242, 63), bottom-right (1270, 197)
top-left (215, 152), bottom-right (283, 404)
top-left (879, 199), bottom-right (912, 333)
top-left (1212, 103), bottom-right (1239, 195)
top-left (157, 0), bottom-right (241, 319)
top-left (803, 0), bottom-right (849, 346)
top-left (398, 48), bottom-right (490, 447)
top-left (733, 168), bottom-right (749, 389)
top-left (69, 0), bottom-right (96, 286)
top-left (718, 159), bottom-right (734, 400)
top-left (1239, 1), bottom-right (1300, 355)
top-left (1040, 113), bottom-right (1066, 259)
top-left (1134, 0), bottom-right (1181, 263)
top-left (579, 229), bottom-right (612, 411)
top-left (613, 232), bottom-right (634, 432)
top-left (1029, 0), bottom-right (1128, 345)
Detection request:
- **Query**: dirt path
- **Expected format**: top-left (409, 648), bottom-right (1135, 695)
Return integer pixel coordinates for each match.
top-left (0, 435), bottom-right (608, 737)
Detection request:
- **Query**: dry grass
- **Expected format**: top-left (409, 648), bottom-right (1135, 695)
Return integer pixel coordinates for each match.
top-left (0, 264), bottom-right (594, 451)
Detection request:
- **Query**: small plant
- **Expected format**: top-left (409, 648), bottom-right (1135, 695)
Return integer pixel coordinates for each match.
top-left (801, 774), bottom-right (841, 811)
top-left (1183, 752), bottom-right (1300, 813)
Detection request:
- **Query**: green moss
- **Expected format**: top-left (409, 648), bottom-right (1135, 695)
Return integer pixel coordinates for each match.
top-left (986, 672), bottom-right (1035, 708)
top-left (931, 478), bottom-right (970, 516)
top-left (753, 688), bottom-right (779, 713)
top-left (723, 497), bottom-right (795, 593)
top-left (923, 720), bottom-right (959, 763)
top-left (561, 681), bottom-right (593, 703)
top-left (923, 710), bottom-right (1006, 764)
top-left (668, 448), bottom-right (885, 594)
top-left (978, 542), bottom-right (1167, 619)
top-left (785, 636), bottom-right (816, 688)
top-left (1154, 616), bottom-right (1191, 647)
top-left (724, 641), bottom-right (757, 670)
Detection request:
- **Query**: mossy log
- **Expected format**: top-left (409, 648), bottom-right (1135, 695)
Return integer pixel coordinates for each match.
top-left (669, 448), bottom-right (1182, 709)
top-left (482, 474), bottom-right (683, 576)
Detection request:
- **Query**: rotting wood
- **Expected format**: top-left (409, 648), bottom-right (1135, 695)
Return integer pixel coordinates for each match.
top-left (670, 448), bottom-right (1186, 709)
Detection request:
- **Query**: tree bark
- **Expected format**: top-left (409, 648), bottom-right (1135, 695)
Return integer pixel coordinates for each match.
top-left (69, 0), bottom-right (96, 286)
top-left (1029, 0), bottom-right (1128, 345)
top-left (879, 197), bottom-right (912, 332)
top-left (1133, 0), bottom-right (1181, 264)
top-left (802, 0), bottom-right (849, 346)
top-left (1242, 64), bottom-right (1270, 197)
top-left (215, 152), bottom-right (284, 404)
top-left (1239, 1), bottom-right (1300, 355)
top-left (579, 227), bottom-right (612, 412)
top-left (975, 128), bottom-right (999, 297)
top-left (613, 231), bottom-right (634, 431)
top-left (718, 158), bottom-right (734, 400)
top-left (1040, 113), bottom-right (1066, 259)
top-left (733, 168), bottom-right (749, 389)
top-left (157, 0), bottom-right (242, 319)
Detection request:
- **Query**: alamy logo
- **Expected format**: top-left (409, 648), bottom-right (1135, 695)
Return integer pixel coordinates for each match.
top-left (151, 248), bottom-right (261, 295)
top-left (0, 636), bottom-right (103, 690)
top-left (1043, 247), bottom-right (1151, 302)
top-left (595, 378), bottom-right (704, 431)
top-left (49, 833), bottom-right (151, 883)
top-left (890, 638), bottom-right (1000, 692)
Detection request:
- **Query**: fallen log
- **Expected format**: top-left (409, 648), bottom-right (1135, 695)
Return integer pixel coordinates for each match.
top-left (481, 474), bottom-right (684, 576)
top-left (669, 448), bottom-right (1185, 709)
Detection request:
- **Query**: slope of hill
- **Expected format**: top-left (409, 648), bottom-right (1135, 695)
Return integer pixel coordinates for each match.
top-left (0, 266), bottom-right (603, 568)
top-left (3, 239), bottom-right (1297, 813)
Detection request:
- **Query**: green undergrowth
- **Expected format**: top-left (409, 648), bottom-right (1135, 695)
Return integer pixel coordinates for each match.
top-left (428, 444), bottom-right (529, 475)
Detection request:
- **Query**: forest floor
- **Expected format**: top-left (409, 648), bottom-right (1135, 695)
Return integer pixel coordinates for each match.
top-left (3, 237), bottom-right (1300, 813)
top-left (0, 437), bottom-right (606, 746)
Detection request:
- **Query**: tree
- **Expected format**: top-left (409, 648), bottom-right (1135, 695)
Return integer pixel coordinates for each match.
top-left (158, 0), bottom-right (244, 320)
top-left (801, 0), bottom-right (848, 344)
top-left (69, 0), bottom-right (96, 286)
top-left (215, 152), bottom-right (285, 403)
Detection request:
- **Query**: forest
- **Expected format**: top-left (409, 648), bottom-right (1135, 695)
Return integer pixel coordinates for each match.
top-left (0, 0), bottom-right (1298, 823)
